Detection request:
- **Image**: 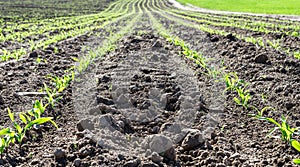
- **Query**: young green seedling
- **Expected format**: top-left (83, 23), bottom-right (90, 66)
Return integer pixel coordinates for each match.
top-left (29, 100), bottom-right (48, 119)
top-left (266, 115), bottom-right (297, 142)
top-left (0, 49), bottom-right (10, 62)
top-left (294, 158), bottom-right (300, 165)
top-left (8, 108), bottom-right (58, 147)
top-left (251, 112), bottom-right (298, 142)
top-left (223, 72), bottom-right (246, 93)
top-left (0, 128), bottom-right (15, 156)
top-left (48, 75), bottom-right (72, 93)
top-left (249, 108), bottom-right (300, 164)
top-left (294, 52), bottom-right (300, 60)
top-left (44, 83), bottom-right (56, 108)
top-left (248, 106), bottom-right (275, 118)
top-left (233, 86), bottom-right (251, 109)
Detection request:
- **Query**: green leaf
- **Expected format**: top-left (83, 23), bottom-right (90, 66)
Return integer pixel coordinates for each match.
top-left (24, 113), bottom-right (32, 122)
top-left (0, 138), bottom-right (3, 147)
top-left (25, 117), bottom-right (54, 130)
top-left (14, 123), bottom-right (22, 134)
top-left (0, 128), bottom-right (11, 136)
top-left (233, 97), bottom-right (241, 105)
top-left (293, 159), bottom-right (300, 164)
top-left (71, 57), bottom-right (79, 62)
top-left (0, 138), bottom-right (5, 153)
top-left (291, 140), bottom-right (300, 152)
top-left (260, 107), bottom-right (274, 116)
top-left (27, 110), bottom-right (35, 117)
top-left (7, 108), bottom-right (14, 122)
top-left (19, 113), bottom-right (27, 124)
top-left (58, 87), bottom-right (65, 93)
top-left (49, 120), bottom-right (58, 129)
top-left (265, 118), bottom-right (281, 128)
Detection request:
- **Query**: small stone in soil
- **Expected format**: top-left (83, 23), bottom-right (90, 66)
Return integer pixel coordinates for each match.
top-left (141, 162), bottom-right (160, 167)
top-left (29, 51), bottom-right (38, 58)
top-left (254, 54), bottom-right (269, 64)
top-left (230, 152), bottom-right (240, 159)
top-left (118, 154), bottom-right (126, 161)
top-left (124, 159), bottom-right (141, 167)
top-left (99, 75), bottom-right (111, 83)
top-left (77, 119), bottom-right (94, 132)
top-left (74, 158), bottom-right (81, 167)
top-left (216, 163), bottom-right (227, 167)
top-left (31, 158), bottom-right (40, 165)
top-left (151, 126), bottom-right (160, 134)
top-left (97, 95), bottom-right (114, 105)
top-left (181, 130), bottom-right (204, 151)
top-left (19, 79), bottom-right (28, 84)
top-left (54, 148), bottom-right (66, 159)
top-left (0, 95), bottom-right (4, 105)
top-left (145, 135), bottom-right (176, 161)
top-left (210, 36), bottom-right (219, 42)
top-left (285, 102), bottom-right (295, 110)
top-left (226, 34), bottom-right (237, 41)
top-left (53, 65), bottom-right (60, 71)
top-left (67, 154), bottom-right (76, 161)
top-left (151, 152), bottom-right (163, 164)
top-left (79, 146), bottom-right (94, 158)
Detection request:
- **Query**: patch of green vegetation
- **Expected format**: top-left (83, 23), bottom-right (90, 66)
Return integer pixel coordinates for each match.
top-left (176, 0), bottom-right (300, 15)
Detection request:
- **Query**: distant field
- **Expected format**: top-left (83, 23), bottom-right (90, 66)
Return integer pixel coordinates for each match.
top-left (0, 0), bottom-right (111, 19)
top-left (176, 0), bottom-right (300, 15)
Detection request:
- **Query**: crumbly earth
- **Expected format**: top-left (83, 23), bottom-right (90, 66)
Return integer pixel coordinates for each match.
top-left (0, 0), bottom-right (300, 167)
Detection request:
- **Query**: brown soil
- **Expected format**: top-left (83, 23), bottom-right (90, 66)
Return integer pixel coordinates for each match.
top-left (0, 0), bottom-right (299, 167)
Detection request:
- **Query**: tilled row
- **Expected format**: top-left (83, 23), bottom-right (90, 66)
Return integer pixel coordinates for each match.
top-left (74, 31), bottom-right (223, 167)
top-left (0, 9), bottom-right (137, 166)
top-left (149, 3), bottom-right (300, 166)
top-left (169, 11), bottom-right (300, 51)
top-left (153, 0), bottom-right (300, 59)
top-left (0, 0), bottom-right (136, 62)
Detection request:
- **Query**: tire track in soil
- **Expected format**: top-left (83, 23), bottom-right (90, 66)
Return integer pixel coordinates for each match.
top-left (73, 12), bottom-right (217, 166)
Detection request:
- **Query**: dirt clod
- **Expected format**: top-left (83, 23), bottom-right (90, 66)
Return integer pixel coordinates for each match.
top-left (74, 158), bottom-right (81, 167)
top-left (181, 130), bottom-right (204, 151)
top-left (29, 51), bottom-right (38, 58)
top-left (54, 149), bottom-right (66, 160)
top-left (77, 119), bottom-right (95, 132)
top-left (150, 152), bottom-right (163, 164)
top-left (254, 53), bottom-right (269, 64)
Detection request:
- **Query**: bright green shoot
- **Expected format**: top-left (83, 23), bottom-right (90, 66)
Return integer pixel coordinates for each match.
top-left (248, 106), bottom-right (275, 118)
top-left (294, 158), bottom-right (300, 165)
top-left (266, 115), bottom-right (297, 142)
top-left (251, 112), bottom-right (298, 142)
top-left (233, 86), bottom-right (251, 109)
top-left (224, 72), bottom-right (245, 92)
top-left (0, 49), bottom-right (10, 62)
top-left (250, 108), bottom-right (300, 164)
top-left (48, 74), bottom-right (72, 93)
top-left (28, 100), bottom-right (48, 119)
top-left (0, 128), bottom-right (15, 155)
top-left (294, 52), bottom-right (300, 60)
top-left (44, 83), bottom-right (56, 108)
top-left (8, 108), bottom-right (58, 145)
